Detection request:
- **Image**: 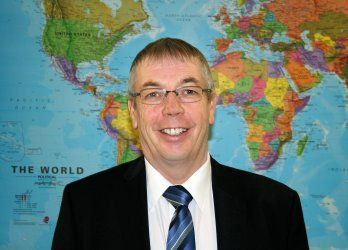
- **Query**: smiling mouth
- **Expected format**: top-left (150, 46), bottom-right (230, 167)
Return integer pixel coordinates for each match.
top-left (161, 128), bottom-right (188, 136)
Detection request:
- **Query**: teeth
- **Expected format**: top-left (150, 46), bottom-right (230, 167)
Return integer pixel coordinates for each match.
top-left (162, 128), bottom-right (187, 135)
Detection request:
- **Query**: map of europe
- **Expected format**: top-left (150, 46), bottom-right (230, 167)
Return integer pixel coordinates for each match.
top-left (0, 0), bottom-right (347, 249)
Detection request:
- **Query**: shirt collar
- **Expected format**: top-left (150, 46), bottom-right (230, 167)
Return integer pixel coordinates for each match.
top-left (145, 154), bottom-right (212, 212)
top-left (146, 158), bottom-right (172, 211)
top-left (182, 155), bottom-right (211, 211)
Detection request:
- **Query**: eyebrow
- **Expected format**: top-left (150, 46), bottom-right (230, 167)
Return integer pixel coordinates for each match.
top-left (181, 77), bottom-right (199, 85)
top-left (142, 81), bottom-right (161, 88)
top-left (140, 77), bottom-right (200, 89)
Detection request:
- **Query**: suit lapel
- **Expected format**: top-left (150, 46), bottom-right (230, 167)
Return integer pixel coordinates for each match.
top-left (118, 157), bottom-right (151, 250)
top-left (211, 158), bottom-right (247, 250)
top-left (114, 156), bottom-right (247, 249)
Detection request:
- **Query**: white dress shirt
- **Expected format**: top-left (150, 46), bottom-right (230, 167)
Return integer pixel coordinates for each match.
top-left (145, 155), bottom-right (217, 250)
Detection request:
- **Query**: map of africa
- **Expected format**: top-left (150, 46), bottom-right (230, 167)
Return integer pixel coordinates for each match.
top-left (0, 0), bottom-right (347, 249)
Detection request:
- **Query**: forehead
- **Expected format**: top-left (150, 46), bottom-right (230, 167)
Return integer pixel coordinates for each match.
top-left (134, 57), bottom-right (204, 88)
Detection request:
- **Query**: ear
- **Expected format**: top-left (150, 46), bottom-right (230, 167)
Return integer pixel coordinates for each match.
top-left (208, 93), bottom-right (218, 125)
top-left (128, 99), bottom-right (138, 129)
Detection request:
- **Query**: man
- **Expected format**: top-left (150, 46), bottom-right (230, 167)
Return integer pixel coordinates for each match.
top-left (52, 38), bottom-right (309, 249)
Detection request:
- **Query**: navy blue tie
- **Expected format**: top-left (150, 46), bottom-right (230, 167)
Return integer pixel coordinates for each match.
top-left (163, 185), bottom-right (196, 250)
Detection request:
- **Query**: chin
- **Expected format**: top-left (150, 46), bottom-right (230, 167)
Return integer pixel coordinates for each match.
top-left (160, 151), bottom-right (189, 162)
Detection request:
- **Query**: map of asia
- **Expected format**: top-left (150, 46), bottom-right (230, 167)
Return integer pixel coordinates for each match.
top-left (0, 0), bottom-right (347, 249)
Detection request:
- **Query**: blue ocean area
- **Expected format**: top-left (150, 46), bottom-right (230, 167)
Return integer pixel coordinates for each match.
top-left (0, 0), bottom-right (347, 249)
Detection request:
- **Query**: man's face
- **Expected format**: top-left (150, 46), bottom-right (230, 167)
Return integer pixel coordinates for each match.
top-left (128, 57), bottom-right (217, 167)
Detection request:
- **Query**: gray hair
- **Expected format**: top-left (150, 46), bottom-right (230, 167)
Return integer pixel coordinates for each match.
top-left (128, 38), bottom-right (214, 93)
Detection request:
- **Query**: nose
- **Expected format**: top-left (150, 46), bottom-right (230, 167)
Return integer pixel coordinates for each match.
top-left (162, 91), bottom-right (184, 116)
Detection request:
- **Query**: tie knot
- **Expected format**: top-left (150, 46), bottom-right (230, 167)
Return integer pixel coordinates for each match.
top-left (163, 185), bottom-right (193, 208)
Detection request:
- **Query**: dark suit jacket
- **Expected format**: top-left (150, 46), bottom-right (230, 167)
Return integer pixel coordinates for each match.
top-left (52, 157), bottom-right (309, 249)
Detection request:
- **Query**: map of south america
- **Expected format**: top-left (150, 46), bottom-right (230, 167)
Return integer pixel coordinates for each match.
top-left (42, 0), bottom-right (147, 164)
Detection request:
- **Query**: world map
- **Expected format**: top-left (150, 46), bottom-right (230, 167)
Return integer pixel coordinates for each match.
top-left (0, 0), bottom-right (347, 249)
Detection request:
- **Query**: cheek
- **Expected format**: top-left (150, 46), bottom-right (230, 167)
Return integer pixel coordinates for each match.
top-left (187, 108), bottom-right (207, 127)
top-left (138, 107), bottom-right (160, 130)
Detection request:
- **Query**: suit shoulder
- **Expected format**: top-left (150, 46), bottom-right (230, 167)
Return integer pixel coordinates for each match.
top-left (64, 157), bottom-right (144, 192)
top-left (212, 158), bottom-right (296, 197)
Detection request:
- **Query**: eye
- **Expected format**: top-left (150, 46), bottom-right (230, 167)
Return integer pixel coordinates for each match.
top-left (181, 87), bottom-right (199, 96)
top-left (142, 89), bottom-right (163, 100)
top-left (147, 92), bottom-right (159, 97)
